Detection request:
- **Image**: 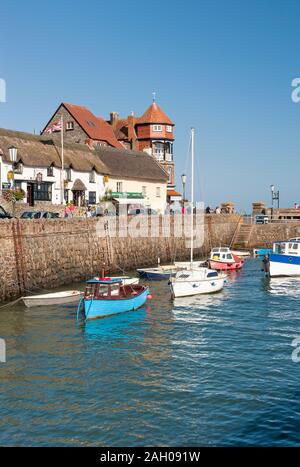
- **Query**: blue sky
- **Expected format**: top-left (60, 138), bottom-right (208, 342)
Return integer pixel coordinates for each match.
top-left (1, 0), bottom-right (300, 211)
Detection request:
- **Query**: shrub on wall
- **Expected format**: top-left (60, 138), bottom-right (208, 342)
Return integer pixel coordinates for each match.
top-left (2, 188), bottom-right (25, 203)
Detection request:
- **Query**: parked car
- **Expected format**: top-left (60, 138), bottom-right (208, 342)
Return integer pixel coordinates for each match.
top-left (128, 208), bottom-right (158, 216)
top-left (255, 214), bottom-right (269, 224)
top-left (0, 205), bottom-right (12, 219)
top-left (20, 211), bottom-right (59, 219)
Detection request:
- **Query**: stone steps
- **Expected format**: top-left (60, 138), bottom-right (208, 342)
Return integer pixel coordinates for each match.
top-left (231, 224), bottom-right (253, 247)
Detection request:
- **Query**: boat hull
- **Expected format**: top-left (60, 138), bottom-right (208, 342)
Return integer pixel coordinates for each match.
top-left (23, 291), bottom-right (82, 307)
top-left (84, 287), bottom-right (149, 320)
top-left (254, 248), bottom-right (273, 257)
top-left (137, 269), bottom-right (176, 280)
top-left (267, 253), bottom-right (300, 277)
top-left (208, 259), bottom-right (243, 271)
top-left (171, 277), bottom-right (224, 298)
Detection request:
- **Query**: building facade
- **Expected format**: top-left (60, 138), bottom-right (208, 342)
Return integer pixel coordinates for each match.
top-left (41, 100), bottom-right (179, 202)
top-left (0, 128), bottom-right (168, 213)
top-left (108, 99), bottom-right (177, 197)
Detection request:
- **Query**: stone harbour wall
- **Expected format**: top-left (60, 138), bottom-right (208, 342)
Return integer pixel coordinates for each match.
top-left (248, 222), bottom-right (300, 248)
top-left (2, 214), bottom-right (300, 303)
top-left (0, 214), bottom-right (240, 302)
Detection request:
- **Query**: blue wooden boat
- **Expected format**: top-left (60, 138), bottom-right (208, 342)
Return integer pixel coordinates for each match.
top-left (253, 248), bottom-right (273, 257)
top-left (77, 278), bottom-right (150, 321)
top-left (137, 267), bottom-right (177, 280)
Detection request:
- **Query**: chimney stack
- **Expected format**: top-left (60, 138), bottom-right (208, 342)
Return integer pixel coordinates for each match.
top-left (110, 112), bottom-right (119, 125)
top-left (127, 113), bottom-right (136, 150)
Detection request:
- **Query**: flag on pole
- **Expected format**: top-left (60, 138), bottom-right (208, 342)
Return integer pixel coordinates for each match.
top-left (45, 120), bottom-right (62, 133)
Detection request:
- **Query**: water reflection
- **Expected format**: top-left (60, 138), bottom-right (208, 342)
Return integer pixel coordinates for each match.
top-left (266, 276), bottom-right (300, 298)
top-left (81, 306), bottom-right (148, 340)
top-left (173, 291), bottom-right (225, 311)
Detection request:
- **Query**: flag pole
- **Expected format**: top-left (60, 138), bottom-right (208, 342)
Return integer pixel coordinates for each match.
top-left (60, 115), bottom-right (64, 204)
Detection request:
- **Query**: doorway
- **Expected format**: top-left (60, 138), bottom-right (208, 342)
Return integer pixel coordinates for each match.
top-left (27, 183), bottom-right (34, 206)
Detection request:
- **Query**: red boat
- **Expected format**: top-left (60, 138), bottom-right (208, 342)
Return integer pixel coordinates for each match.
top-left (208, 247), bottom-right (244, 271)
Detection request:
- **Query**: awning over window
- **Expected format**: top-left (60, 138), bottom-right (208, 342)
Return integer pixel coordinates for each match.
top-left (112, 197), bottom-right (146, 205)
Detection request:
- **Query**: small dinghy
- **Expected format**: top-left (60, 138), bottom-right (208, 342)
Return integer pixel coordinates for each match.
top-left (231, 250), bottom-right (251, 257)
top-left (23, 290), bottom-right (82, 308)
top-left (78, 278), bottom-right (150, 320)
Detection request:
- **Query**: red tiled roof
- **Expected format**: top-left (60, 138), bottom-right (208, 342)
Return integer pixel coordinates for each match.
top-left (167, 189), bottom-right (181, 197)
top-left (63, 103), bottom-right (123, 149)
top-left (138, 102), bottom-right (173, 125)
top-left (111, 118), bottom-right (129, 140)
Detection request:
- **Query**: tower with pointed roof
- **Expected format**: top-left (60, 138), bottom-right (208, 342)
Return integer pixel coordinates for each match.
top-left (135, 98), bottom-right (175, 190)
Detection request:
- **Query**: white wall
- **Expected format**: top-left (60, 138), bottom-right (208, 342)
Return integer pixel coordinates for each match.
top-left (0, 158), bottom-right (106, 205)
top-left (105, 177), bottom-right (167, 212)
top-left (0, 158), bottom-right (167, 210)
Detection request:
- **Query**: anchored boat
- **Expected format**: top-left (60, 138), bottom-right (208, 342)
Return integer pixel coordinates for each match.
top-left (170, 267), bottom-right (226, 298)
top-left (78, 278), bottom-right (150, 320)
top-left (137, 267), bottom-right (176, 280)
top-left (23, 290), bottom-right (82, 307)
top-left (169, 128), bottom-right (226, 298)
top-left (208, 247), bottom-right (244, 271)
top-left (263, 240), bottom-right (300, 277)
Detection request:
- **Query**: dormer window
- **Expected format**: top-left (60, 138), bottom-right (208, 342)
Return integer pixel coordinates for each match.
top-left (14, 161), bottom-right (23, 174)
top-left (66, 121), bottom-right (74, 131)
top-left (89, 170), bottom-right (96, 183)
top-left (47, 165), bottom-right (54, 177)
top-left (152, 124), bottom-right (162, 132)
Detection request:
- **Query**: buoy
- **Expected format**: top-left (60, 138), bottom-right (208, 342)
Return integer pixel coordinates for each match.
top-left (147, 294), bottom-right (153, 300)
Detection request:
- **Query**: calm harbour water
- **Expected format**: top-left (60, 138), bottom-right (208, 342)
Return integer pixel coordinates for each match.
top-left (1, 258), bottom-right (300, 446)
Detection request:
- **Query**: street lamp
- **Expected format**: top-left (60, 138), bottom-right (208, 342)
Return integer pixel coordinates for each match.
top-left (8, 146), bottom-right (18, 188)
top-left (181, 173), bottom-right (187, 203)
top-left (270, 184), bottom-right (280, 209)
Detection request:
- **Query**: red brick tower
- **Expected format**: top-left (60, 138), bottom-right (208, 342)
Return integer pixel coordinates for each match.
top-left (135, 98), bottom-right (175, 189)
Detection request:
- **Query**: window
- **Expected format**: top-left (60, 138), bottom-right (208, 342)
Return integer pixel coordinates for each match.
top-left (166, 125), bottom-right (172, 132)
top-left (89, 170), bottom-right (96, 183)
top-left (65, 168), bottom-right (72, 181)
top-left (34, 182), bottom-right (52, 201)
top-left (156, 187), bottom-right (161, 197)
top-left (152, 124), bottom-right (162, 132)
top-left (47, 165), bottom-right (54, 177)
top-left (153, 143), bottom-right (164, 160)
top-left (167, 167), bottom-right (172, 183)
top-left (89, 191), bottom-right (96, 204)
top-left (66, 121), bottom-right (74, 130)
top-left (14, 162), bottom-right (23, 174)
top-left (116, 182), bottom-right (123, 193)
top-left (14, 180), bottom-right (22, 190)
top-left (142, 186), bottom-right (147, 197)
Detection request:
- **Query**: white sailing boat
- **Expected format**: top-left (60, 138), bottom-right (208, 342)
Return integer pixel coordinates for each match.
top-left (170, 128), bottom-right (226, 298)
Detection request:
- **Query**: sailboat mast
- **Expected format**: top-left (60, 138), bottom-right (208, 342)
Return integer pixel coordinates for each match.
top-left (190, 127), bottom-right (195, 265)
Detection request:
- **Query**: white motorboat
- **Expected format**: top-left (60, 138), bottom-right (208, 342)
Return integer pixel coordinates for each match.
top-left (170, 128), bottom-right (226, 298)
top-left (263, 240), bottom-right (300, 277)
top-left (23, 290), bottom-right (82, 307)
top-left (170, 267), bottom-right (226, 298)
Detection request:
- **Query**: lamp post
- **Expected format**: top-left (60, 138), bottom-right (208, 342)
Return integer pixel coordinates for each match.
top-left (181, 173), bottom-right (187, 204)
top-left (8, 146), bottom-right (18, 188)
top-left (271, 184), bottom-right (280, 209)
top-left (270, 184), bottom-right (280, 220)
